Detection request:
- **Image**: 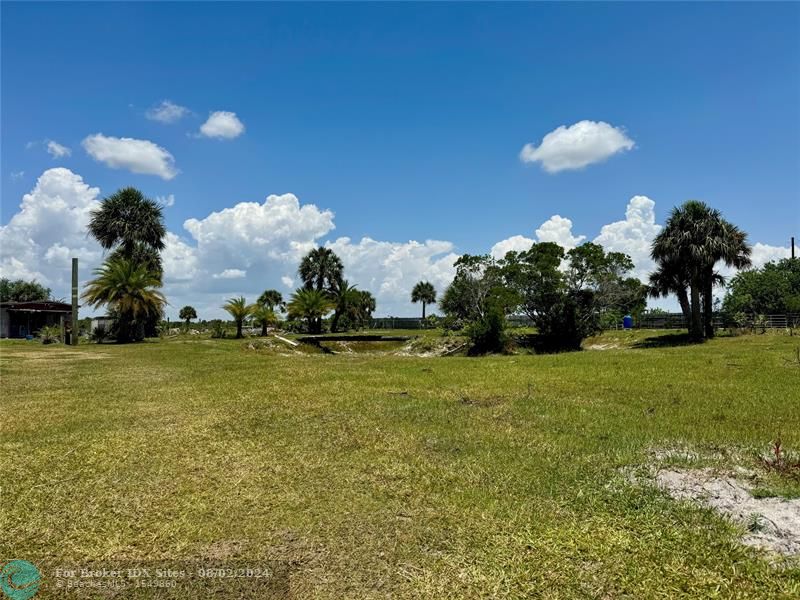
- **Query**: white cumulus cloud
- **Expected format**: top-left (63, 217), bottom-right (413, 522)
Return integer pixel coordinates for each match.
top-left (146, 100), bottom-right (190, 124)
top-left (490, 234), bottom-right (535, 259)
top-left (592, 195), bottom-right (661, 280)
top-left (0, 168), bottom-right (103, 292)
top-left (199, 111), bottom-right (245, 139)
top-left (520, 120), bottom-right (635, 173)
top-left (326, 237), bottom-right (459, 312)
top-left (156, 194), bottom-right (176, 207)
top-left (82, 134), bottom-right (178, 180)
top-left (213, 269), bottom-right (247, 280)
top-left (491, 216), bottom-right (585, 261)
top-left (46, 140), bottom-right (71, 159)
top-left (4, 169), bottom-right (789, 320)
top-left (536, 215), bottom-right (587, 249)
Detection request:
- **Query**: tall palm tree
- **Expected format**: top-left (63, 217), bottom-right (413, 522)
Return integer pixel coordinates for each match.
top-left (287, 288), bottom-right (335, 334)
top-left (82, 257), bottom-right (166, 343)
top-left (257, 289), bottom-right (284, 312)
top-left (88, 188), bottom-right (167, 338)
top-left (298, 247), bottom-right (343, 292)
top-left (252, 305), bottom-right (278, 336)
top-left (329, 279), bottom-right (360, 332)
top-left (652, 201), bottom-right (751, 340)
top-left (88, 187), bottom-right (167, 261)
top-left (411, 281), bottom-right (437, 319)
top-left (223, 297), bottom-right (253, 339)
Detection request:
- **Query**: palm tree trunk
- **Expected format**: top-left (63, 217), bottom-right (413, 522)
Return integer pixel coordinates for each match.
top-left (676, 287), bottom-right (691, 327)
top-left (689, 275), bottom-right (703, 341)
top-left (236, 320), bottom-right (243, 339)
top-left (331, 311), bottom-right (340, 333)
top-left (261, 323), bottom-right (267, 336)
top-left (422, 302), bottom-right (426, 320)
top-left (703, 267), bottom-right (715, 339)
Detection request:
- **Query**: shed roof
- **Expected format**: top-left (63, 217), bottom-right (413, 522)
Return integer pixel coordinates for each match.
top-left (0, 300), bottom-right (73, 312)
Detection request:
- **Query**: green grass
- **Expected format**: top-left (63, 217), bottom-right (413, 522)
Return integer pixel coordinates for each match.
top-left (1, 332), bottom-right (799, 598)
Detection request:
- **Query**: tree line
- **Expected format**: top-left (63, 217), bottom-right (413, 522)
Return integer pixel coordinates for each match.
top-left (10, 185), bottom-right (790, 348)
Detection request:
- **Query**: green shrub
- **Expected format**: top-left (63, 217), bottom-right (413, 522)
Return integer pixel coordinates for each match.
top-left (210, 322), bottom-right (228, 339)
top-left (466, 304), bottom-right (508, 355)
top-left (90, 324), bottom-right (109, 343)
top-left (37, 324), bottom-right (61, 344)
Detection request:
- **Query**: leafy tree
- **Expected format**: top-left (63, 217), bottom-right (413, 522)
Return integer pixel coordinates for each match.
top-left (252, 304), bottom-right (278, 336)
top-left (0, 278), bottom-right (52, 302)
top-left (466, 300), bottom-right (508, 354)
top-left (82, 257), bottom-right (166, 343)
top-left (299, 247), bottom-right (343, 292)
top-left (652, 201), bottom-right (751, 340)
top-left (222, 297), bottom-right (253, 339)
top-left (500, 242), bottom-right (643, 351)
top-left (440, 254), bottom-right (516, 351)
top-left (723, 259), bottom-right (800, 316)
top-left (440, 255), bottom-right (514, 323)
top-left (179, 305), bottom-right (197, 326)
top-left (411, 281), bottom-right (437, 319)
top-left (257, 289), bottom-right (284, 312)
top-left (287, 288), bottom-right (335, 333)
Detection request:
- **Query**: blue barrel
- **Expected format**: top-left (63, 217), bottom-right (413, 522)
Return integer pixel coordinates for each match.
top-left (622, 315), bottom-right (633, 330)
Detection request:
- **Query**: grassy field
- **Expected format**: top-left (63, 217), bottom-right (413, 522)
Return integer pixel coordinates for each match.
top-left (1, 331), bottom-right (799, 598)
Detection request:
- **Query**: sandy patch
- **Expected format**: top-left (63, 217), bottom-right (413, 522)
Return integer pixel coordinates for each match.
top-left (0, 350), bottom-right (110, 361)
top-left (656, 468), bottom-right (800, 556)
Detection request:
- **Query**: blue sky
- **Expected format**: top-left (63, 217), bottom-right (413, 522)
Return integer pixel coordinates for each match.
top-left (2, 2), bottom-right (799, 317)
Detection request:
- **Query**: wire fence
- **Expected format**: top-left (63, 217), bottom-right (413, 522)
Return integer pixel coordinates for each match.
top-left (370, 314), bottom-right (800, 330)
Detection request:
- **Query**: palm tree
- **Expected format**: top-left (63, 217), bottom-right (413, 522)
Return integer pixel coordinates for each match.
top-left (411, 281), bottom-right (437, 319)
top-left (88, 187), bottom-right (167, 262)
top-left (257, 289), bottom-right (284, 312)
top-left (88, 188), bottom-right (167, 338)
top-left (329, 279), bottom-right (361, 332)
top-left (287, 288), bottom-right (335, 334)
top-left (299, 247), bottom-right (344, 292)
top-left (82, 257), bottom-right (166, 343)
top-left (652, 201), bottom-right (751, 340)
top-left (648, 262), bottom-right (691, 325)
top-left (356, 290), bottom-right (376, 329)
top-left (223, 296), bottom-right (253, 339)
top-left (179, 305), bottom-right (197, 327)
top-left (252, 305), bottom-right (278, 336)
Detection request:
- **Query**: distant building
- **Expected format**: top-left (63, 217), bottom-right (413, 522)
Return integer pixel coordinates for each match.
top-left (0, 301), bottom-right (73, 338)
top-left (90, 315), bottom-right (115, 334)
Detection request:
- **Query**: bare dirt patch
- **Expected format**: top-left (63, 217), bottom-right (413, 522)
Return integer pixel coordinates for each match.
top-left (655, 468), bottom-right (800, 556)
top-left (585, 342), bottom-right (621, 351)
top-left (0, 350), bottom-right (110, 361)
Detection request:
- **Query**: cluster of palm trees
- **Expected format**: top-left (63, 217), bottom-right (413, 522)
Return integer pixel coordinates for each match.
top-left (288, 247), bottom-right (376, 333)
top-left (649, 200), bottom-right (751, 341)
top-left (82, 188), bottom-right (168, 342)
top-left (221, 294), bottom-right (281, 339)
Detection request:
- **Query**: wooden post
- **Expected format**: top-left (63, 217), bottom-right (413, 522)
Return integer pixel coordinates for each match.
top-left (71, 257), bottom-right (79, 345)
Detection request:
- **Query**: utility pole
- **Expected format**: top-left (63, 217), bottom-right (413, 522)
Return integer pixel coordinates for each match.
top-left (792, 237), bottom-right (796, 260)
top-left (71, 257), bottom-right (79, 345)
